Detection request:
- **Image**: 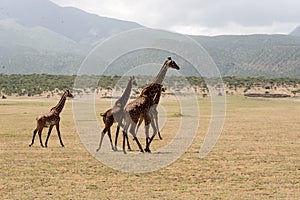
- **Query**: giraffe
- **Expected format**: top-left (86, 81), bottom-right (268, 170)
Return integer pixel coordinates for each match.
top-left (96, 76), bottom-right (137, 152)
top-left (136, 86), bottom-right (165, 140)
top-left (142, 57), bottom-right (180, 152)
top-left (29, 90), bottom-right (73, 147)
top-left (121, 57), bottom-right (180, 153)
top-left (121, 84), bottom-right (160, 153)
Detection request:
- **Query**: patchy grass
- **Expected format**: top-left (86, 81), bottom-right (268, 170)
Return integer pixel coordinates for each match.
top-left (0, 96), bottom-right (299, 199)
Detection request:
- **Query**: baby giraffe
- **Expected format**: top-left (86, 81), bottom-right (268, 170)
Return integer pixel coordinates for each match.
top-left (29, 90), bottom-right (73, 147)
top-left (96, 76), bottom-right (137, 152)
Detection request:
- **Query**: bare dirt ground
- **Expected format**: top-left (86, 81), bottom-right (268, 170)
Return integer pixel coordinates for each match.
top-left (0, 96), bottom-right (299, 199)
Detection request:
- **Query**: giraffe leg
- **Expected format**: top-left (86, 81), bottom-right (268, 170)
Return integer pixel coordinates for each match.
top-left (129, 124), bottom-right (144, 153)
top-left (122, 119), bottom-right (132, 154)
top-left (143, 113), bottom-right (153, 152)
top-left (55, 123), bottom-right (64, 147)
top-left (107, 129), bottom-right (115, 151)
top-left (146, 128), bottom-right (157, 152)
top-left (133, 136), bottom-right (143, 153)
top-left (145, 114), bottom-right (158, 152)
top-left (125, 132), bottom-right (131, 151)
top-left (96, 128), bottom-right (106, 152)
top-left (29, 129), bottom-right (38, 147)
top-left (38, 130), bottom-right (44, 147)
top-left (151, 119), bottom-right (159, 140)
top-left (114, 126), bottom-right (120, 151)
top-left (45, 125), bottom-right (54, 148)
top-left (153, 109), bottom-right (162, 140)
top-left (144, 123), bottom-right (150, 152)
top-left (116, 125), bottom-right (130, 151)
top-left (122, 130), bottom-right (127, 154)
top-left (135, 116), bottom-right (143, 136)
top-left (157, 131), bottom-right (162, 140)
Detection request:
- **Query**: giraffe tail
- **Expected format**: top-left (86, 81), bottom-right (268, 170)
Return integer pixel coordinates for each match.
top-left (100, 109), bottom-right (111, 117)
top-left (100, 112), bottom-right (108, 123)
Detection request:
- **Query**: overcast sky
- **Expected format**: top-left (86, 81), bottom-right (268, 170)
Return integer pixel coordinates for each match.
top-left (49, 0), bottom-right (300, 36)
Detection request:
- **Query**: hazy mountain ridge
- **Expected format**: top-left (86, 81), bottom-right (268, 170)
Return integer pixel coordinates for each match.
top-left (0, 0), bottom-right (142, 46)
top-left (0, 0), bottom-right (299, 77)
top-left (193, 34), bottom-right (300, 77)
top-left (290, 25), bottom-right (300, 37)
top-left (0, 0), bottom-right (142, 74)
top-left (0, 19), bottom-right (82, 53)
top-left (0, 18), bottom-right (85, 74)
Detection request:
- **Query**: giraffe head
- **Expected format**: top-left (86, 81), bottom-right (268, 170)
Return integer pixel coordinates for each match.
top-left (129, 76), bottom-right (137, 86)
top-left (65, 90), bottom-right (74, 98)
top-left (163, 57), bottom-right (180, 70)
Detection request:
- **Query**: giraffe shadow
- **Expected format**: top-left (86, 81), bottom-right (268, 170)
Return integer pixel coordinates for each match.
top-left (151, 151), bottom-right (173, 155)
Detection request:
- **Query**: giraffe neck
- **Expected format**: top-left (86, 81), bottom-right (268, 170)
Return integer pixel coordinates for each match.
top-left (140, 64), bottom-right (168, 104)
top-left (115, 80), bottom-right (132, 108)
top-left (51, 93), bottom-right (67, 115)
top-left (152, 64), bottom-right (168, 85)
top-left (153, 89), bottom-right (162, 104)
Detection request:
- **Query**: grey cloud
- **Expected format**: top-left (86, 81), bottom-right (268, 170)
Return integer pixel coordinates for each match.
top-left (151, 0), bottom-right (300, 27)
top-left (50, 0), bottom-right (300, 34)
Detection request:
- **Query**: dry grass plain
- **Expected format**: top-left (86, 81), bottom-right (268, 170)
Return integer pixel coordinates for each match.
top-left (0, 95), bottom-right (299, 199)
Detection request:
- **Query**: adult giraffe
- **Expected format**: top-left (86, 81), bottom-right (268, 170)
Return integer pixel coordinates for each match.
top-left (122, 57), bottom-right (180, 153)
top-left (136, 86), bottom-right (165, 140)
top-left (29, 90), bottom-right (73, 147)
top-left (121, 84), bottom-right (160, 153)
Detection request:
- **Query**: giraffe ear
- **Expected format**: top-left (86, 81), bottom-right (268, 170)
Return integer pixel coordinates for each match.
top-left (168, 57), bottom-right (172, 60)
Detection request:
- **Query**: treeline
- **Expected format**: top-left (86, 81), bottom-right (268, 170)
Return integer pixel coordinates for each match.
top-left (0, 74), bottom-right (299, 96)
top-left (0, 74), bottom-right (75, 96)
top-left (222, 76), bottom-right (300, 90)
top-left (0, 74), bottom-right (122, 96)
